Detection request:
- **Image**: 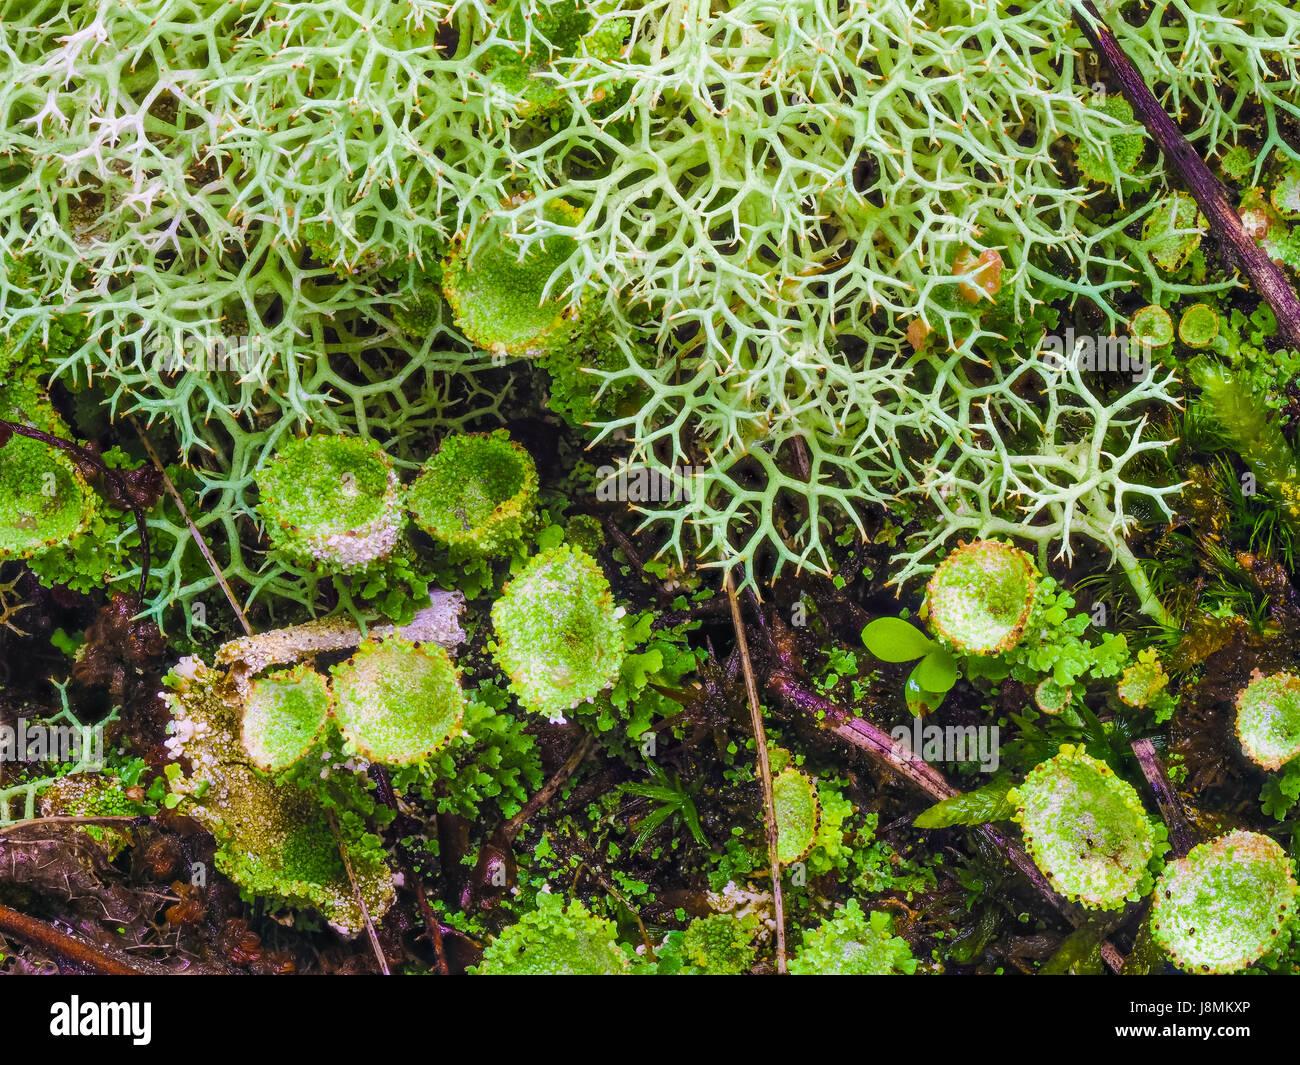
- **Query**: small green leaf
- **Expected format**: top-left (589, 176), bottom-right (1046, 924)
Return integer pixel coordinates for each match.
top-left (913, 776), bottom-right (1015, 829)
top-left (903, 669), bottom-right (947, 716)
top-left (914, 647), bottom-right (958, 693)
top-left (862, 617), bottom-right (934, 662)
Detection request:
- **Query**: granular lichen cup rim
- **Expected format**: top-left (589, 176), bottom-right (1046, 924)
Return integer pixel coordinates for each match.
top-left (1151, 830), bottom-right (1298, 974)
top-left (1235, 670), bottom-right (1300, 771)
top-left (924, 539), bottom-right (1037, 655)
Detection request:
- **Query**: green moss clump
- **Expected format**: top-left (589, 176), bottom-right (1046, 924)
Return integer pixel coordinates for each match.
top-left (473, 893), bottom-right (630, 975)
top-left (680, 913), bottom-right (759, 975)
top-left (241, 664), bottom-right (332, 773)
top-left (772, 766), bottom-right (819, 865)
top-left (330, 637), bottom-right (466, 766)
top-left (442, 199), bottom-right (584, 357)
top-left (256, 435), bottom-right (404, 573)
top-left (925, 540), bottom-right (1037, 655)
top-left (0, 435), bottom-right (94, 561)
top-left (408, 431), bottom-right (538, 559)
top-left (491, 544), bottom-right (625, 718)
top-left (790, 900), bottom-right (917, 975)
top-left (1151, 831), bottom-right (1297, 974)
top-left (1010, 745), bottom-right (1157, 910)
top-left (1235, 671), bottom-right (1300, 771)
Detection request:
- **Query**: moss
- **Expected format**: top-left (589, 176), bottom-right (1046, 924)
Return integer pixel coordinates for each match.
top-left (240, 664), bottom-right (332, 774)
top-left (1235, 671), bottom-right (1300, 771)
top-left (473, 893), bottom-right (630, 975)
top-left (442, 199), bottom-right (584, 357)
top-left (680, 913), bottom-right (759, 975)
top-left (790, 900), bottom-right (917, 975)
top-left (1010, 745), bottom-right (1157, 910)
top-left (772, 766), bottom-right (820, 866)
top-left (256, 435), bottom-right (404, 573)
top-left (408, 430), bottom-right (538, 559)
top-left (925, 540), bottom-right (1037, 655)
top-left (0, 435), bottom-right (95, 561)
top-left (491, 544), bottom-right (625, 718)
top-left (330, 637), bottom-right (466, 766)
top-left (1151, 831), bottom-right (1297, 974)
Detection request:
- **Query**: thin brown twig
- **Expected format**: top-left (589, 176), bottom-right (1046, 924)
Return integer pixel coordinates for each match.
top-left (129, 415), bottom-right (254, 637)
top-left (502, 733), bottom-right (595, 844)
top-left (724, 571), bottom-right (787, 973)
top-left (766, 672), bottom-right (1127, 973)
top-left (327, 809), bottom-right (390, 975)
top-left (1070, 0), bottom-right (1300, 348)
top-left (0, 901), bottom-right (144, 975)
top-left (1131, 738), bottom-right (1195, 858)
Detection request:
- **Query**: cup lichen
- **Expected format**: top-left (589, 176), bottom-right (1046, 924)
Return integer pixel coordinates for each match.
top-left (408, 430), bottom-right (539, 559)
top-left (255, 435), bottom-right (405, 573)
top-left (1235, 670), bottom-right (1300, 771)
top-left (1010, 745), bottom-right (1158, 911)
top-left (1151, 830), bottom-right (1298, 974)
top-left (490, 544), bottom-right (625, 719)
top-left (924, 540), bottom-right (1037, 656)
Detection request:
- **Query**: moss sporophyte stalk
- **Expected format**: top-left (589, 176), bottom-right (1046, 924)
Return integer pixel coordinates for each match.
top-left (6, 0), bottom-right (1300, 981)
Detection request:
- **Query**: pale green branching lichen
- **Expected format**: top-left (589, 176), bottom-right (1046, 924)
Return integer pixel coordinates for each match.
top-left (1010, 745), bottom-right (1157, 910)
top-left (1235, 671), bottom-right (1300, 771)
top-left (408, 430), bottom-right (538, 558)
top-left (1151, 831), bottom-right (1297, 974)
top-left (491, 544), bottom-right (624, 719)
